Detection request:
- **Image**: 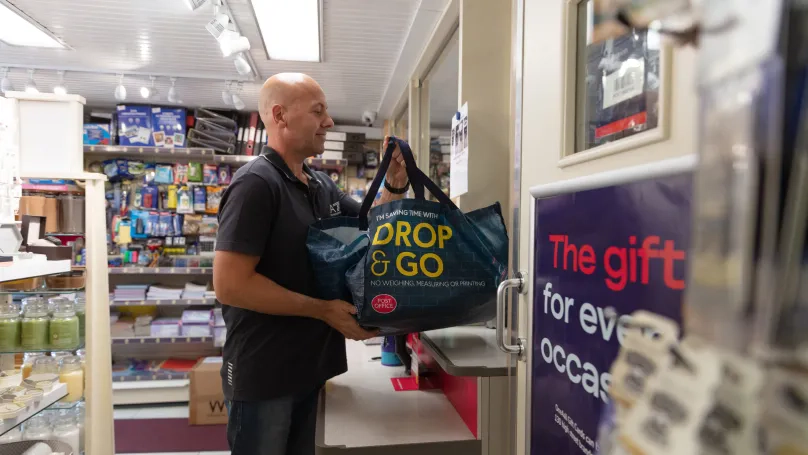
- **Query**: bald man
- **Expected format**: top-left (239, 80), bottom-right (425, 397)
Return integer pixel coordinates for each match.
top-left (213, 73), bottom-right (408, 455)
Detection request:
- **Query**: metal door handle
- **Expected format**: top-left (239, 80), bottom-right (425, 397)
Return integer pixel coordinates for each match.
top-left (496, 272), bottom-right (526, 355)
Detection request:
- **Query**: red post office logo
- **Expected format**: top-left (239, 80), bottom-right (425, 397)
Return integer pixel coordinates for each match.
top-left (371, 294), bottom-right (397, 314)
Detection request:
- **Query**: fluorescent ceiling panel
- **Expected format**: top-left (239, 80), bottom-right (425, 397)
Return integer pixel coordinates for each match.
top-left (250, 0), bottom-right (320, 62)
top-left (0, 1), bottom-right (66, 49)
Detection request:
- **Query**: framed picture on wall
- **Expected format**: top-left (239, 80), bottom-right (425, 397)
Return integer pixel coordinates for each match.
top-left (559, 0), bottom-right (672, 167)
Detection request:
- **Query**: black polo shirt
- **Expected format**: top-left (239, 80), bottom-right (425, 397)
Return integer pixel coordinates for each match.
top-left (215, 146), bottom-right (361, 401)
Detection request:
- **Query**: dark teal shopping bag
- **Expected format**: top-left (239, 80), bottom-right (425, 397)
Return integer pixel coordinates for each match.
top-left (306, 138), bottom-right (508, 335)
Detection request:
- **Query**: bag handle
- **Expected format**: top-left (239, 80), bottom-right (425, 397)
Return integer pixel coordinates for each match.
top-left (359, 137), bottom-right (458, 229)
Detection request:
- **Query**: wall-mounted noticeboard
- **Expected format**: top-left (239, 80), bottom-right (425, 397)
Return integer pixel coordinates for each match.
top-left (528, 156), bottom-right (695, 454)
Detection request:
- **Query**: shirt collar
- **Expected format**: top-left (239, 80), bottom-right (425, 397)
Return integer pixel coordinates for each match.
top-left (260, 146), bottom-right (316, 184)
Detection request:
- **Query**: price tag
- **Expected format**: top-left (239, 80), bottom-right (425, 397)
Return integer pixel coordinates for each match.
top-left (603, 59), bottom-right (646, 109)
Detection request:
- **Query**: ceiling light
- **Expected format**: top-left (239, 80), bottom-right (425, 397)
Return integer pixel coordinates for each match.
top-left (219, 30), bottom-right (250, 57)
top-left (0, 68), bottom-right (11, 93)
top-left (250, 0), bottom-right (320, 62)
top-left (114, 74), bottom-right (127, 101)
top-left (0, 2), bottom-right (66, 49)
top-left (140, 86), bottom-right (150, 99)
top-left (24, 69), bottom-right (38, 94)
top-left (141, 76), bottom-right (157, 99)
top-left (232, 93), bottom-right (245, 110)
top-left (206, 13), bottom-right (230, 40)
top-left (184, 0), bottom-right (207, 11)
top-left (53, 70), bottom-right (67, 95)
top-left (233, 53), bottom-right (252, 76)
top-left (167, 77), bottom-right (178, 103)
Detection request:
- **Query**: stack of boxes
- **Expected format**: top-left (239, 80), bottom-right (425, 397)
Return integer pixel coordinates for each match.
top-left (320, 131), bottom-right (366, 162)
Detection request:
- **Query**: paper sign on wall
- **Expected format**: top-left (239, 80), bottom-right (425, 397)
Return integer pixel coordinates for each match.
top-left (450, 102), bottom-right (469, 199)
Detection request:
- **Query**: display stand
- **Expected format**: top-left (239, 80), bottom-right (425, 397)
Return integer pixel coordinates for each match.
top-left (4, 171), bottom-right (114, 455)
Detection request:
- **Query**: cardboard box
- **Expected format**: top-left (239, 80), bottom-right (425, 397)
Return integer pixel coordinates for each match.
top-left (189, 357), bottom-right (228, 425)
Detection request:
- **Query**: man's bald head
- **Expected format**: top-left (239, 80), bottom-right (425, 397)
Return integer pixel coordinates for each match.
top-left (258, 72), bottom-right (334, 160)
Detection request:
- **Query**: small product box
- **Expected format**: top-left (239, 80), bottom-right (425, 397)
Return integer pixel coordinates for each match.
top-left (117, 105), bottom-right (154, 146)
top-left (152, 107), bottom-right (187, 148)
top-left (189, 357), bottom-right (228, 425)
top-left (83, 123), bottom-right (111, 145)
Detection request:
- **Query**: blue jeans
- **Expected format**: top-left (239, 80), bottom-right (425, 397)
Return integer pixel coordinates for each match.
top-left (225, 384), bottom-right (322, 455)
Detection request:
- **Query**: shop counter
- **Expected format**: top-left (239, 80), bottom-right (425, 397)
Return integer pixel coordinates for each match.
top-left (316, 340), bottom-right (480, 455)
top-left (420, 326), bottom-right (510, 377)
top-left (418, 326), bottom-right (515, 455)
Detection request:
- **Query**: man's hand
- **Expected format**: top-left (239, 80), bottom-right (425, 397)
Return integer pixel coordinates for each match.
top-left (319, 300), bottom-right (379, 340)
top-left (383, 136), bottom-right (408, 188)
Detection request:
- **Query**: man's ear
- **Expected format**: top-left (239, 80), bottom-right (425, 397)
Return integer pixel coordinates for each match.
top-left (272, 104), bottom-right (286, 127)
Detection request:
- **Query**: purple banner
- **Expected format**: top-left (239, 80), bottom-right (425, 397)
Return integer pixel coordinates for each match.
top-left (530, 172), bottom-right (692, 455)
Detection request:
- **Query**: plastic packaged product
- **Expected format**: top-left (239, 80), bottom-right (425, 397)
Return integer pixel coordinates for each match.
top-left (174, 163), bottom-right (189, 184)
top-left (203, 164), bottom-right (218, 184)
top-left (177, 186), bottom-right (194, 214)
top-left (218, 164), bottom-right (232, 184)
top-left (22, 414), bottom-right (52, 440)
top-left (182, 214), bottom-right (202, 235)
top-left (167, 185), bottom-right (178, 209)
top-left (52, 411), bottom-right (80, 455)
top-left (141, 185), bottom-right (158, 209)
top-left (154, 164), bottom-right (173, 184)
top-left (0, 302), bottom-right (21, 350)
top-left (206, 186), bottom-right (223, 214)
top-left (193, 186), bottom-right (206, 212)
top-left (74, 296), bottom-right (86, 337)
top-left (188, 162), bottom-right (203, 182)
top-left (22, 353), bottom-right (45, 379)
top-left (20, 302), bottom-right (49, 351)
top-left (58, 356), bottom-right (84, 402)
top-left (49, 298), bottom-right (79, 349)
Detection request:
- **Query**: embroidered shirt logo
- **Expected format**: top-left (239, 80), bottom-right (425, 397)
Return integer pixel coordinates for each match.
top-left (329, 201), bottom-right (341, 216)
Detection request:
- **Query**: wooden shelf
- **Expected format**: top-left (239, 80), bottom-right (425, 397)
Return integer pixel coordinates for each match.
top-left (109, 267), bottom-right (212, 275)
top-left (110, 298), bottom-right (215, 307)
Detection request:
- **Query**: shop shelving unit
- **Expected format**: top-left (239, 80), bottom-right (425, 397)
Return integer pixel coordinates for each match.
top-left (84, 148), bottom-right (223, 406)
top-left (110, 298), bottom-right (215, 307)
top-left (0, 383), bottom-right (68, 435)
top-left (108, 267), bottom-right (212, 275)
top-left (5, 171), bottom-right (114, 454)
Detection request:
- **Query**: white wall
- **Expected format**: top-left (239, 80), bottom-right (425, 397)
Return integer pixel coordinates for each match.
top-left (515, 1), bottom-right (699, 453)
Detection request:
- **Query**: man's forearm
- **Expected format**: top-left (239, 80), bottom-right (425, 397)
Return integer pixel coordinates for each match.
top-left (216, 270), bottom-right (325, 319)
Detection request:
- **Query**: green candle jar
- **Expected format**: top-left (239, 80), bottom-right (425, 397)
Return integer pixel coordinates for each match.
top-left (20, 302), bottom-right (49, 351)
top-left (74, 296), bottom-right (85, 338)
top-left (49, 298), bottom-right (79, 349)
top-left (0, 304), bottom-right (20, 351)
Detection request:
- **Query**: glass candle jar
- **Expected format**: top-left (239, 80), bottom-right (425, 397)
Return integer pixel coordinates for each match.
top-left (22, 414), bottom-right (51, 440)
top-left (58, 355), bottom-right (84, 402)
top-left (49, 297), bottom-right (78, 349)
top-left (0, 303), bottom-right (20, 351)
top-left (52, 411), bottom-right (80, 455)
top-left (31, 356), bottom-right (58, 375)
top-left (74, 296), bottom-right (86, 336)
top-left (20, 302), bottom-right (49, 351)
top-left (22, 352), bottom-right (45, 379)
top-left (20, 296), bottom-right (44, 315)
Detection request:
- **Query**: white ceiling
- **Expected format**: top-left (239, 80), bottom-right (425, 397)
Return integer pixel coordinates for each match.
top-left (0, 0), bottom-right (449, 125)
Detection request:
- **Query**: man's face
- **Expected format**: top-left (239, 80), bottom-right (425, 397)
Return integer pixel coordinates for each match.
top-left (285, 85), bottom-right (334, 158)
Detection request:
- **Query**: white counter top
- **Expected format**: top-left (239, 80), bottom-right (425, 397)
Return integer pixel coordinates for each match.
top-left (319, 341), bottom-right (477, 449)
top-left (421, 326), bottom-right (512, 377)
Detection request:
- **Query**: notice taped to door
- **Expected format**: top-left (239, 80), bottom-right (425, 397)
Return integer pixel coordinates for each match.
top-left (530, 172), bottom-right (691, 455)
